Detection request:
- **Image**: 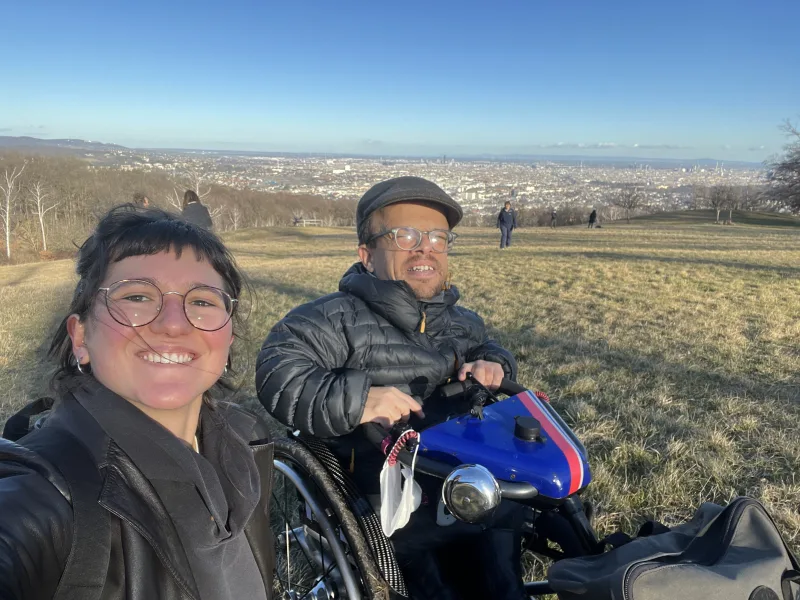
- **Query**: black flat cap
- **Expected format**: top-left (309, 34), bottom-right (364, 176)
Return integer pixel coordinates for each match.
top-left (356, 176), bottom-right (463, 241)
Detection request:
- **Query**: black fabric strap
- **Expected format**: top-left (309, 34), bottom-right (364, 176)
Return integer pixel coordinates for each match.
top-left (781, 569), bottom-right (800, 600)
top-left (23, 428), bottom-right (110, 600)
top-left (601, 531), bottom-right (633, 549)
top-left (637, 520), bottom-right (671, 537)
top-left (2, 397), bottom-right (55, 441)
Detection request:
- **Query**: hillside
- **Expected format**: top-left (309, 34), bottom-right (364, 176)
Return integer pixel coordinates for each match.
top-left (2, 221), bottom-right (799, 567)
top-left (628, 209), bottom-right (800, 228)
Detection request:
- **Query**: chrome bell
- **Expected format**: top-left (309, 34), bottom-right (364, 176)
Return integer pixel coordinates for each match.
top-left (441, 464), bottom-right (502, 523)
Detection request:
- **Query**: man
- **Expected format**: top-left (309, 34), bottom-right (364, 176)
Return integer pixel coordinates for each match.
top-left (551, 209), bottom-right (558, 228)
top-left (588, 208), bottom-right (597, 229)
top-left (132, 192), bottom-right (150, 207)
top-left (257, 176), bottom-right (525, 599)
top-left (497, 200), bottom-right (517, 249)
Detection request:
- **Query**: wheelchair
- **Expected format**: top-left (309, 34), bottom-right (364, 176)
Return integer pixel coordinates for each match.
top-left (270, 377), bottom-right (602, 600)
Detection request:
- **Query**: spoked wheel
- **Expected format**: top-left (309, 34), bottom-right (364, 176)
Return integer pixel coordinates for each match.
top-left (271, 438), bottom-right (389, 600)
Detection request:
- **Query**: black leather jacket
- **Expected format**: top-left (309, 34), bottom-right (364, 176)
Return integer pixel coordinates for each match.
top-left (0, 390), bottom-right (274, 600)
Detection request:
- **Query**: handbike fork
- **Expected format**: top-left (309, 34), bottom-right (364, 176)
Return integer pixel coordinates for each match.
top-left (560, 495), bottom-right (602, 555)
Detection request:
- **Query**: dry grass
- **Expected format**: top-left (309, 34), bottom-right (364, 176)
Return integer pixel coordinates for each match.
top-left (2, 215), bottom-right (800, 560)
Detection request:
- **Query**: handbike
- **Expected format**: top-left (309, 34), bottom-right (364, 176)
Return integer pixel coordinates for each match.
top-left (269, 376), bottom-right (603, 599)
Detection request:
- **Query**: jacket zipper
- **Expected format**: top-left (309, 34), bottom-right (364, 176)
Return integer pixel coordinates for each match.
top-left (419, 311), bottom-right (427, 333)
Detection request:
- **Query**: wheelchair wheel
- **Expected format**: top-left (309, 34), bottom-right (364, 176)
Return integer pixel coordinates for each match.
top-left (272, 438), bottom-right (389, 600)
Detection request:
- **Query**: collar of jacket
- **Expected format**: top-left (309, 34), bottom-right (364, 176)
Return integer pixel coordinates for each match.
top-left (45, 386), bottom-right (274, 600)
top-left (339, 262), bottom-right (460, 334)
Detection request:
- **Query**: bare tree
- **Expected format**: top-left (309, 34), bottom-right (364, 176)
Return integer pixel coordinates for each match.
top-left (0, 163), bottom-right (26, 259)
top-left (610, 186), bottom-right (643, 223)
top-left (724, 187), bottom-right (739, 224)
top-left (28, 181), bottom-right (59, 251)
top-left (707, 186), bottom-right (728, 223)
top-left (767, 119), bottom-right (800, 212)
top-left (182, 168), bottom-right (211, 200)
top-left (229, 206), bottom-right (242, 231)
top-left (164, 187), bottom-right (184, 211)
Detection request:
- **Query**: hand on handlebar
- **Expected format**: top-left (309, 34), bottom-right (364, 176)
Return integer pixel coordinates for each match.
top-left (360, 386), bottom-right (425, 428)
top-left (457, 360), bottom-right (505, 391)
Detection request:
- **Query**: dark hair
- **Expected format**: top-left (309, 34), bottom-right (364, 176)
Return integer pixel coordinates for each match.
top-left (358, 211), bottom-right (383, 246)
top-left (49, 205), bottom-right (246, 398)
top-left (183, 189), bottom-right (200, 208)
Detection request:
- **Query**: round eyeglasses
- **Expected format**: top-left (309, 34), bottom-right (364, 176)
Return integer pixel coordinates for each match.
top-left (364, 226), bottom-right (457, 253)
top-left (97, 279), bottom-right (237, 332)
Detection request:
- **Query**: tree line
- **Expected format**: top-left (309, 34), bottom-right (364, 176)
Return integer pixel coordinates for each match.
top-left (2, 125), bottom-right (799, 264)
top-left (0, 153), bottom-right (357, 263)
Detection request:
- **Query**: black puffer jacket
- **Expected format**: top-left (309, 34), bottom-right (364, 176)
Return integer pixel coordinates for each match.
top-left (256, 263), bottom-right (516, 489)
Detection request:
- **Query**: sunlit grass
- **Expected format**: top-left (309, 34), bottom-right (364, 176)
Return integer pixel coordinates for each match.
top-left (2, 216), bottom-right (799, 565)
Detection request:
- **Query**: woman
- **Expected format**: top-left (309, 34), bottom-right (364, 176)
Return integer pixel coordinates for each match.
top-left (181, 189), bottom-right (214, 230)
top-left (0, 206), bottom-right (274, 599)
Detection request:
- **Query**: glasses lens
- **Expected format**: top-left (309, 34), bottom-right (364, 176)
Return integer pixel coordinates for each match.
top-left (393, 227), bottom-right (422, 250)
top-left (105, 281), bottom-right (161, 327)
top-left (184, 286), bottom-right (234, 331)
top-left (428, 230), bottom-right (454, 253)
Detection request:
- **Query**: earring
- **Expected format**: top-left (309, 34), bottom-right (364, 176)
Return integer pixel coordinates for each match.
top-left (74, 354), bottom-right (89, 375)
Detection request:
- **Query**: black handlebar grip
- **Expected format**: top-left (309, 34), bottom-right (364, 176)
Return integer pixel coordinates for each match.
top-left (363, 422), bottom-right (389, 448)
top-left (440, 380), bottom-right (470, 398)
top-left (498, 378), bottom-right (527, 396)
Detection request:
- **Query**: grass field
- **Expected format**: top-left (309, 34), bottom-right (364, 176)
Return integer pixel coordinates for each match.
top-left (2, 210), bottom-right (800, 563)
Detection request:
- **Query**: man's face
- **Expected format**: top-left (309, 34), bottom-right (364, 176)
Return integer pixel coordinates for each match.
top-left (358, 202), bottom-right (450, 300)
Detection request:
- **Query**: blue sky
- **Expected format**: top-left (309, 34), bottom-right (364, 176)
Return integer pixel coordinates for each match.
top-left (2, 0), bottom-right (798, 161)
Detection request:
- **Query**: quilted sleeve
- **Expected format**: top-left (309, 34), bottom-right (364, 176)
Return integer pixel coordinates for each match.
top-left (255, 304), bottom-right (371, 438)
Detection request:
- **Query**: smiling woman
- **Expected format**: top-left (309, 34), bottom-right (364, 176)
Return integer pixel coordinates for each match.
top-left (0, 206), bottom-right (275, 600)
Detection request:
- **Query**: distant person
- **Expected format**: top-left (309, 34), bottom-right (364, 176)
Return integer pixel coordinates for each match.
top-left (496, 200), bottom-right (517, 249)
top-left (132, 192), bottom-right (150, 208)
top-left (181, 189), bottom-right (213, 230)
top-left (551, 209), bottom-right (557, 228)
top-left (588, 208), bottom-right (597, 229)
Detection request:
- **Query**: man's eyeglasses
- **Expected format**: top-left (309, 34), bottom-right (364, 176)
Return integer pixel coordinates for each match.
top-left (364, 227), bottom-right (457, 253)
top-left (97, 279), bottom-right (237, 332)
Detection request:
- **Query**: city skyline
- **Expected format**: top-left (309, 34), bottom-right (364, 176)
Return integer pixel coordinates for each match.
top-left (2, 0), bottom-right (798, 162)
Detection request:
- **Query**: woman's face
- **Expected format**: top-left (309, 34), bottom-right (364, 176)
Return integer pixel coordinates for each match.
top-left (67, 251), bottom-right (234, 413)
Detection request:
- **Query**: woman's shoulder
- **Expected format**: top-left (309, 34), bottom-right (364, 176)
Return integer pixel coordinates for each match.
top-left (0, 437), bottom-right (73, 536)
top-left (0, 437), bottom-right (74, 595)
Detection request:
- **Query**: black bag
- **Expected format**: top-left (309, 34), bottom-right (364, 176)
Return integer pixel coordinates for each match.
top-left (2, 399), bottom-right (110, 600)
top-left (548, 497), bottom-right (800, 600)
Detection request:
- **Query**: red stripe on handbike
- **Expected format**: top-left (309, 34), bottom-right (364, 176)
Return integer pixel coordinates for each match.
top-left (518, 392), bottom-right (584, 495)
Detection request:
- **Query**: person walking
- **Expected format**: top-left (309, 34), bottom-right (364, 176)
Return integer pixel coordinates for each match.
top-left (588, 208), bottom-right (597, 229)
top-left (550, 209), bottom-right (557, 228)
top-left (181, 189), bottom-right (214, 230)
top-left (496, 201), bottom-right (517, 249)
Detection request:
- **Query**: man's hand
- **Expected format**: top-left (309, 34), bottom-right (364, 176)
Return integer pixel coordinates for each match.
top-left (457, 360), bottom-right (505, 390)
top-left (360, 386), bottom-right (425, 428)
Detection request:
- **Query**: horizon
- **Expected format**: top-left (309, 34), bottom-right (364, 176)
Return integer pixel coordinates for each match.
top-left (0, 134), bottom-right (767, 168)
top-left (2, 0), bottom-right (798, 163)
